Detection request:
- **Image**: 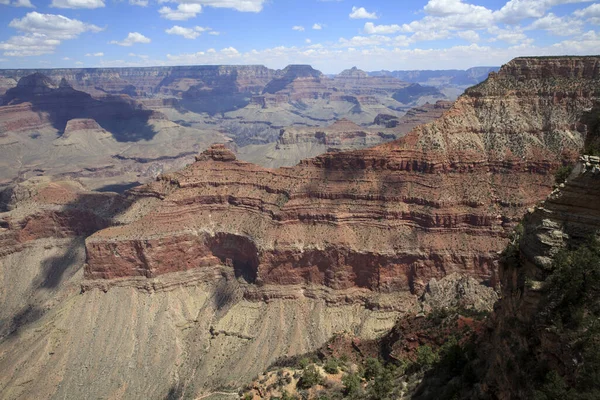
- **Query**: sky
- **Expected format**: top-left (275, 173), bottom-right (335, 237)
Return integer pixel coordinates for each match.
top-left (0, 0), bottom-right (599, 73)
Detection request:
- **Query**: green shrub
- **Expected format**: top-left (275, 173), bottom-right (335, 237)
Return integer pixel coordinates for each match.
top-left (415, 345), bottom-right (439, 370)
top-left (298, 358), bottom-right (310, 369)
top-left (297, 364), bottom-right (323, 389)
top-left (342, 372), bottom-right (361, 397)
top-left (554, 165), bottom-right (573, 184)
top-left (368, 367), bottom-right (394, 400)
top-left (363, 358), bottom-right (383, 381)
top-left (323, 358), bottom-right (339, 374)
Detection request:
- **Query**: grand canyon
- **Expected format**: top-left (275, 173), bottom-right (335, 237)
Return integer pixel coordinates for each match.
top-left (0, 53), bottom-right (599, 400)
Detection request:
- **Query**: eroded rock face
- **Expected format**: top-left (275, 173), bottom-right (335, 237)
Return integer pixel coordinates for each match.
top-left (85, 57), bottom-right (600, 296)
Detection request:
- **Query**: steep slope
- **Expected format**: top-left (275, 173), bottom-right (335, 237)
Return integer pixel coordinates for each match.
top-left (86, 57), bottom-right (600, 292)
top-left (0, 176), bottom-right (417, 399)
top-left (471, 155), bottom-right (600, 399)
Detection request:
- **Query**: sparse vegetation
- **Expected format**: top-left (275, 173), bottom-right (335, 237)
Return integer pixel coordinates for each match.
top-left (297, 364), bottom-right (323, 389)
top-left (323, 358), bottom-right (340, 374)
top-left (554, 165), bottom-right (573, 184)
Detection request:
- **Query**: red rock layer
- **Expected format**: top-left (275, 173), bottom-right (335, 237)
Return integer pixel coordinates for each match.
top-left (0, 180), bottom-right (126, 257)
top-left (85, 57), bottom-right (600, 295)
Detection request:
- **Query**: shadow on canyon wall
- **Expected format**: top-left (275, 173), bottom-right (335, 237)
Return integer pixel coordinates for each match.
top-left (2, 74), bottom-right (158, 142)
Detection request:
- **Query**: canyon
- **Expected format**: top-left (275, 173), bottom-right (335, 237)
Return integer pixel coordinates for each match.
top-left (0, 65), bottom-right (451, 190)
top-left (0, 56), bottom-right (598, 400)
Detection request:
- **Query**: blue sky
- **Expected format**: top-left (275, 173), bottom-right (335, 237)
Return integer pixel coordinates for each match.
top-left (0, 0), bottom-right (599, 73)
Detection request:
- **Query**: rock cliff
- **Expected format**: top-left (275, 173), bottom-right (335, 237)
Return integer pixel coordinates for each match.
top-left (85, 57), bottom-right (600, 298)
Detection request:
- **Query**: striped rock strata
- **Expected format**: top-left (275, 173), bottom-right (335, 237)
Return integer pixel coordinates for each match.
top-left (85, 56), bottom-right (600, 296)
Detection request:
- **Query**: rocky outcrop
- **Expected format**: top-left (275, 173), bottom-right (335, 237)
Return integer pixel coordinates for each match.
top-left (85, 57), bottom-right (600, 297)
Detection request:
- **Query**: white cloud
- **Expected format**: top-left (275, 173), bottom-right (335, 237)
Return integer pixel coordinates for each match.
top-left (166, 46), bottom-right (241, 63)
top-left (488, 26), bottom-right (528, 44)
top-left (85, 52), bottom-right (104, 56)
top-left (1, 12), bottom-right (102, 56)
top-left (62, 56), bottom-right (70, 60)
top-left (1, 0), bottom-right (35, 7)
top-left (349, 6), bottom-right (377, 19)
top-left (161, 0), bottom-right (265, 13)
top-left (363, 22), bottom-right (403, 34)
top-left (159, 3), bottom-right (202, 20)
top-left (110, 32), bottom-right (151, 46)
top-left (165, 25), bottom-right (214, 39)
top-left (339, 35), bottom-right (391, 47)
top-left (305, 38), bottom-right (311, 43)
top-left (129, 52), bottom-right (149, 59)
top-left (457, 30), bottom-right (480, 42)
top-left (494, 0), bottom-right (594, 24)
top-left (527, 13), bottom-right (582, 36)
top-left (9, 12), bottom-right (102, 39)
top-left (424, 0), bottom-right (488, 16)
top-left (574, 3), bottom-right (600, 24)
top-left (312, 23), bottom-right (323, 30)
top-left (292, 25), bottom-right (305, 31)
top-left (51, 0), bottom-right (104, 9)
top-left (75, 61), bottom-right (83, 65)
top-left (129, 0), bottom-right (148, 5)
top-left (0, 34), bottom-right (60, 56)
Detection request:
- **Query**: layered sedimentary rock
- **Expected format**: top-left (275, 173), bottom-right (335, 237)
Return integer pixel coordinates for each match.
top-left (0, 65), bottom-right (276, 98)
top-left (85, 57), bottom-right (600, 296)
top-left (0, 73), bottom-right (229, 187)
top-left (237, 102), bottom-right (451, 168)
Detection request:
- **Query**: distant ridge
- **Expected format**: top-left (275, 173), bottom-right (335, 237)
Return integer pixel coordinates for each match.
top-left (368, 66), bottom-right (500, 86)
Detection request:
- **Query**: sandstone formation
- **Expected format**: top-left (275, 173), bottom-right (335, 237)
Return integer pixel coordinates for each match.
top-left (0, 175), bottom-right (417, 399)
top-left (85, 57), bottom-right (600, 298)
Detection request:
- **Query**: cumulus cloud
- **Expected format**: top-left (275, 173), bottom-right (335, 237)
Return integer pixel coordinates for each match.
top-left (9, 11), bottom-right (103, 39)
top-left (166, 46), bottom-right (241, 63)
top-left (0, 0), bottom-right (35, 8)
top-left (527, 13), bottom-right (583, 36)
top-left (0, 34), bottom-right (60, 56)
top-left (129, 0), bottom-right (148, 6)
top-left (159, 3), bottom-right (202, 20)
top-left (349, 6), bottom-right (377, 19)
top-left (457, 30), bottom-right (480, 42)
top-left (488, 26), bottom-right (528, 44)
top-left (494, 0), bottom-right (594, 24)
top-left (363, 22), bottom-right (403, 34)
top-left (1, 12), bottom-right (102, 56)
top-left (292, 25), bottom-right (305, 31)
top-left (110, 32), bottom-right (151, 46)
top-left (424, 0), bottom-right (488, 16)
top-left (312, 23), bottom-right (323, 30)
top-left (161, 0), bottom-right (265, 13)
top-left (574, 3), bottom-right (600, 24)
top-left (51, 0), bottom-right (104, 9)
top-left (165, 25), bottom-right (214, 39)
top-left (85, 52), bottom-right (104, 56)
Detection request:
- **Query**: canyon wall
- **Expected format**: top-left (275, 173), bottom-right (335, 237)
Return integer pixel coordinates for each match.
top-left (85, 57), bottom-right (600, 295)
